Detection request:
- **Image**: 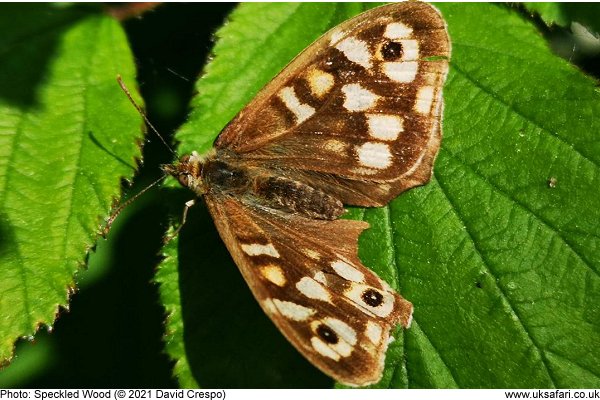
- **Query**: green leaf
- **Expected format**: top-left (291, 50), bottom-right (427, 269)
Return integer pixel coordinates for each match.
top-left (429, 2), bottom-right (600, 387)
top-left (156, 227), bottom-right (199, 389)
top-left (524, 3), bottom-right (600, 35)
top-left (160, 2), bottom-right (600, 388)
top-left (524, 3), bottom-right (570, 27)
top-left (0, 4), bottom-right (142, 362)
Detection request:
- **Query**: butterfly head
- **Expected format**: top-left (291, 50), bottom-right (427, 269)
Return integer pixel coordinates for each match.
top-left (162, 151), bottom-right (207, 195)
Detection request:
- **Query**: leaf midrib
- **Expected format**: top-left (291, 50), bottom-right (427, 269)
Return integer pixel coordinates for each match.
top-left (57, 17), bottom-right (102, 277)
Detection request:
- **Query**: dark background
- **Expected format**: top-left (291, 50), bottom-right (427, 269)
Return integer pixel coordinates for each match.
top-left (0, 2), bottom-right (598, 388)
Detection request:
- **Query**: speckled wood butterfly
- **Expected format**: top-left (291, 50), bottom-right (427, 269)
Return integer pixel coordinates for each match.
top-left (166, 2), bottom-right (450, 386)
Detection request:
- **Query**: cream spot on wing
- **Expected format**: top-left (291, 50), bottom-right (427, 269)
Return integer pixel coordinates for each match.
top-left (351, 167), bottom-right (379, 176)
top-left (383, 61), bottom-right (418, 83)
top-left (384, 22), bottom-right (413, 39)
top-left (296, 277), bottom-right (331, 302)
top-left (311, 321), bottom-right (354, 357)
top-left (361, 342), bottom-right (377, 355)
top-left (335, 37), bottom-right (372, 69)
top-left (261, 265), bottom-right (286, 287)
top-left (344, 283), bottom-right (395, 317)
top-left (241, 243), bottom-right (280, 258)
top-left (399, 39), bottom-right (419, 60)
top-left (314, 271), bottom-right (327, 285)
top-left (342, 83), bottom-right (379, 112)
top-left (329, 29), bottom-right (345, 45)
top-left (311, 337), bottom-right (340, 360)
top-left (307, 69), bottom-right (334, 98)
top-left (356, 142), bottom-right (392, 169)
top-left (272, 299), bottom-right (315, 321)
top-left (324, 318), bottom-right (357, 345)
top-left (414, 86), bottom-right (435, 114)
top-left (263, 298), bottom-right (277, 314)
top-left (366, 321), bottom-right (383, 344)
top-left (303, 248), bottom-right (321, 260)
top-left (367, 114), bottom-right (404, 141)
top-left (323, 139), bottom-right (347, 153)
top-left (332, 340), bottom-right (353, 357)
top-left (278, 86), bottom-right (315, 123)
top-left (380, 183), bottom-right (392, 193)
top-left (331, 260), bottom-right (365, 282)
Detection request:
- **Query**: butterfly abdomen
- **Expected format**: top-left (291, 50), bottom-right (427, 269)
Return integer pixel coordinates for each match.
top-left (253, 175), bottom-right (345, 220)
top-left (202, 156), bottom-right (344, 220)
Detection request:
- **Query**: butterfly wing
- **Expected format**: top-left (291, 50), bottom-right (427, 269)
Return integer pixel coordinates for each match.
top-left (215, 2), bottom-right (450, 206)
top-left (205, 194), bottom-right (412, 386)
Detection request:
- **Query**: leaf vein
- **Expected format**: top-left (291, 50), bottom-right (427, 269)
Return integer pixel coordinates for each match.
top-left (451, 62), bottom-right (600, 171)
top-left (433, 172), bottom-right (558, 387)
top-left (414, 320), bottom-right (460, 387)
top-left (545, 349), bottom-right (600, 380)
top-left (58, 19), bottom-right (101, 275)
top-left (0, 111), bottom-right (33, 331)
top-left (443, 148), bottom-right (599, 278)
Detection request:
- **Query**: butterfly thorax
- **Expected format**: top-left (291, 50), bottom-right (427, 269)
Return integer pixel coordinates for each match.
top-left (167, 150), bottom-right (345, 220)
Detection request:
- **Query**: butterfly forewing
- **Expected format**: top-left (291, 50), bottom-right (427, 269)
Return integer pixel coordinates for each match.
top-left (215, 2), bottom-right (450, 206)
top-left (205, 196), bottom-right (412, 386)
top-left (167, 2), bottom-right (450, 386)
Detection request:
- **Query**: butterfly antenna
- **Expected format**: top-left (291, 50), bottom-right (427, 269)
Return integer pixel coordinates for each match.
top-left (116, 75), bottom-right (177, 157)
top-left (102, 174), bottom-right (166, 236)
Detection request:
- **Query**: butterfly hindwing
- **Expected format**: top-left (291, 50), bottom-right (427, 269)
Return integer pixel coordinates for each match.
top-left (204, 194), bottom-right (412, 386)
top-left (215, 2), bottom-right (450, 206)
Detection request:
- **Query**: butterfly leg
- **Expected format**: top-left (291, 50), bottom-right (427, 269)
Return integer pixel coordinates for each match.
top-left (164, 199), bottom-right (196, 243)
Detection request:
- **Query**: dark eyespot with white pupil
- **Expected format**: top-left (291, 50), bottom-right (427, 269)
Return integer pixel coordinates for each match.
top-left (316, 324), bottom-right (338, 344)
top-left (362, 289), bottom-right (384, 307)
top-left (381, 41), bottom-right (403, 61)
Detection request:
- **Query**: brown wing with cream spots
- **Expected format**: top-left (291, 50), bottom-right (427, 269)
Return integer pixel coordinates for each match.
top-left (215, 2), bottom-right (450, 207)
top-left (205, 194), bottom-right (413, 386)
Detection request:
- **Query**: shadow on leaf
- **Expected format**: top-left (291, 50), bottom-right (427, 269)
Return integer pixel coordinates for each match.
top-left (0, 4), bottom-right (96, 108)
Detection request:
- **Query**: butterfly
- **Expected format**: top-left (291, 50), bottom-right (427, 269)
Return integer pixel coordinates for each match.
top-left (164, 2), bottom-right (450, 386)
